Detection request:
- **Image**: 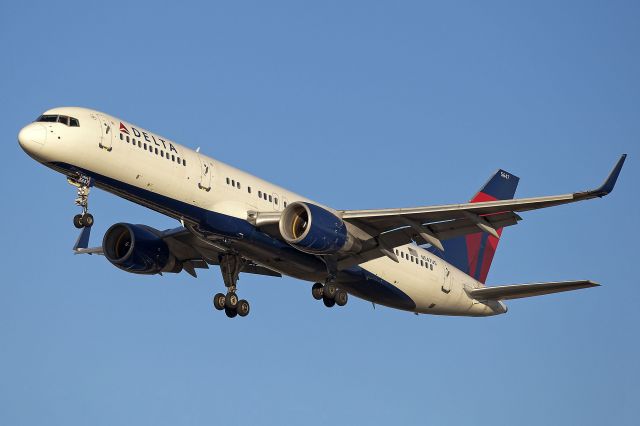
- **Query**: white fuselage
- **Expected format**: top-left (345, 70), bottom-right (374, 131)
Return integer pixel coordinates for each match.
top-left (18, 107), bottom-right (506, 317)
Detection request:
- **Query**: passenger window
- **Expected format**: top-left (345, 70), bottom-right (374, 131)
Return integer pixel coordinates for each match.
top-left (183, 159), bottom-right (187, 166)
top-left (268, 195), bottom-right (272, 202)
top-left (284, 201), bottom-right (287, 207)
top-left (274, 198), bottom-right (278, 204)
top-left (226, 178), bottom-right (230, 185)
top-left (126, 135), bottom-right (130, 143)
top-left (155, 148), bottom-right (158, 154)
top-left (263, 193), bottom-right (267, 200)
top-left (160, 150), bottom-right (164, 157)
top-left (138, 141), bottom-right (141, 148)
top-left (177, 157), bottom-right (180, 163)
top-left (420, 260), bottom-right (424, 266)
top-left (120, 133), bottom-right (123, 140)
top-left (248, 187), bottom-right (252, 194)
top-left (232, 179), bottom-right (235, 186)
top-left (70, 117), bottom-right (79, 127)
top-left (237, 182), bottom-right (241, 189)
top-left (144, 143), bottom-right (147, 150)
top-left (258, 191), bottom-right (262, 197)
top-left (430, 264), bottom-right (433, 270)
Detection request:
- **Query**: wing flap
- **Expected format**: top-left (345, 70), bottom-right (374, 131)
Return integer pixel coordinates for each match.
top-left (468, 280), bottom-right (599, 300)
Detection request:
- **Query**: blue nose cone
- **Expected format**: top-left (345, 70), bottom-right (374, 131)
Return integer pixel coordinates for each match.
top-left (18, 123), bottom-right (46, 155)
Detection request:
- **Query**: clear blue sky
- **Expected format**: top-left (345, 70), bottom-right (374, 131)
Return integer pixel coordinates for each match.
top-left (1, 1), bottom-right (638, 425)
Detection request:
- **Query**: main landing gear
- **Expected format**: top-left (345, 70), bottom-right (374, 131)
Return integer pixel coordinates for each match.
top-left (68, 175), bottom-right (94, 229)
top-left (312, 282), bottom-right (348, 308)
top-left (212, 254), bottom-right (250, 318)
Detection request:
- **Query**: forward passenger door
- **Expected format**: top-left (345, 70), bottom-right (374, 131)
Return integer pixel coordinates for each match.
top-left (97, 115), bottom-right (113, 151)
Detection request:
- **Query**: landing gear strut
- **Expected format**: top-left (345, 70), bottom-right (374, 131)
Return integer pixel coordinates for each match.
top-left (68, 175), bottom-right (94, 228)
top-left (212, 254), bottom-right (250, 318)
top-left (312, 282), bottom-right (348, 309)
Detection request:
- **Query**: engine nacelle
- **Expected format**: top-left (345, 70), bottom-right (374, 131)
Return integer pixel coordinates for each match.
top-left (279, 202), bottom-right (361, 255)
top-left (103, 223), bottom-right (182, 275)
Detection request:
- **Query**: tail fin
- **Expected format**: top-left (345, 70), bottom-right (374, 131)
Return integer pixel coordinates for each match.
top-left (427, 169), bottom-right (520, 283)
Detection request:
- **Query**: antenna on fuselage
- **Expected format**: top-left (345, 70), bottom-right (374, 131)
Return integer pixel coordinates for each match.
top-left (196, 147), bottom-right (200, 153)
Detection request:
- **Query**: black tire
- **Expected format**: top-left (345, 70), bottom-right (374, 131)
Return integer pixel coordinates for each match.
top-left (237, 299), bottom-right (250, 317)
top-left (323, 296), bottom-right (336, 308)
top-left (312, 283), bottom-right (324, 300)
top-left (213, 293), bottom-right (226, 311)
top-left (82, 214), bottom-right (94, 227)
top-left (335, 289), bottom-right (348, 306)
top-left (73, 214), bottom-right (84, 229)
top-left (225, 306), bottom-right (238, 318)
top-left (323, 283), bottom-right (337, 300)
top-left (225, 292), bottom-right (239, 309)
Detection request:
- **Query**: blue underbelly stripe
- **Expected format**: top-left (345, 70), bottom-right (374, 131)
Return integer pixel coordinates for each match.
top-left (50, 161), bottom-right (416, 311)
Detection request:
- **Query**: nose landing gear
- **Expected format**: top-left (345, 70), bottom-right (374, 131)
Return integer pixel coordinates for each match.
top-left (312, 282), bottom-right (348, 309)
top-left (68, 174), bottom-right (94, 229)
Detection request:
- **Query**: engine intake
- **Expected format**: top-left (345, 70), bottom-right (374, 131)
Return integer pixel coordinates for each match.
top-left (103, 223), bottom-right (181, 275)
top-left (279, 202), bottom-right (361, 255)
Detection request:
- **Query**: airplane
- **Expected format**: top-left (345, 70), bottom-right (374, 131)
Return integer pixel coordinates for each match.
top-left (17, 107), bottom-right (626, 318)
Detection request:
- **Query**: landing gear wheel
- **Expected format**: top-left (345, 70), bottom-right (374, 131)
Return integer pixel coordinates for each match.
top-left (323, 296), bottom-right (336, 308)
top-left (82, 213), bottom-right (94, 227)
top-left (73, 214), bottom-right (84, 229)
top-left (323, 283), bottom-right (337, 299)
top-left (225, 306), bottom-right (238, 318)
top-left (213, 293), bottom-right (226, 311)
top-left (225, 292), bottom-right (239, 309)
top-left (237, 299), bottom-right (250, 317)
top-left (312, 283), bottom-right (324, 300)
top-left (335, 289), bottom-right (348, 306)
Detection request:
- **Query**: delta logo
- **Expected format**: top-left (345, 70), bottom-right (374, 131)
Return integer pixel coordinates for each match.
top-left (119, 122), bottom-right (178, 154)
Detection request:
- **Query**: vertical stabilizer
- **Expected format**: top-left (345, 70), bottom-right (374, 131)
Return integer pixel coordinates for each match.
top-left (427, 169), bottom-right (519, 283)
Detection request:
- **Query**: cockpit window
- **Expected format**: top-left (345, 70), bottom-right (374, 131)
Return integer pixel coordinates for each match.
top-left (36, 114), bottom-right (80, 127)
top-left (37, 115), bottom-right (58, 122)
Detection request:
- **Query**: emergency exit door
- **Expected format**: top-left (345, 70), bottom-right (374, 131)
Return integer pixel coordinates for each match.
top-left (198, 155), bottom-right (213, 191)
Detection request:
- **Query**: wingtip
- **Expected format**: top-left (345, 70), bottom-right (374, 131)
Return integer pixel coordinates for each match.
top-left (594, 154), bottom-right (626, 197)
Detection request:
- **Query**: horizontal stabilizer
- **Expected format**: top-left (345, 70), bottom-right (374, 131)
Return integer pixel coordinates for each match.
top-left (468, 280), bottom-right (599, 300)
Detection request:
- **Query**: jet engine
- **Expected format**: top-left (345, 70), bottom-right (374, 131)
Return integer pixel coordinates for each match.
top-left (102, 223), bottom-right (182, 274)
top-left (279, 202), bottom-right (361, 255)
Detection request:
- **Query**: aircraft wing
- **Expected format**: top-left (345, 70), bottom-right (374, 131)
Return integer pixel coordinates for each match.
top-left (467, 280), bottom-right (599, 300)
top-left (340, 155), bottom-right (626, 251)
top-left (73, 226), bottom-right (281, 278)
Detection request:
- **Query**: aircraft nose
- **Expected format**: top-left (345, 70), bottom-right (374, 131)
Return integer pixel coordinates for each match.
top-left (18, 123), bottom-right (47, 153)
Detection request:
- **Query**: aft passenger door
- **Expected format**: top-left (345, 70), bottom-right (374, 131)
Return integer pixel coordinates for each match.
top-left (198, 155), bottom-right (213, 191)
top-left (442, 266), bottom-right (452, 294)
top-left (97, 115), bottom-right (113, 151)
